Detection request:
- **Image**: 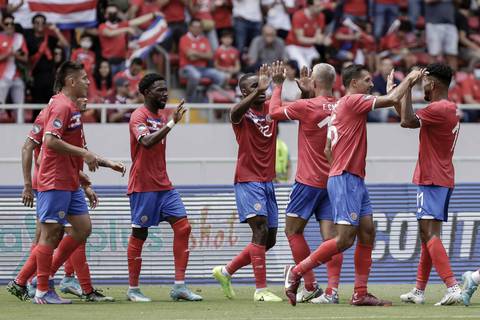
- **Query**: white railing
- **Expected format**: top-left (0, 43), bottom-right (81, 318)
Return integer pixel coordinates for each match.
top-left (3, 103), bottom-right (480, 124)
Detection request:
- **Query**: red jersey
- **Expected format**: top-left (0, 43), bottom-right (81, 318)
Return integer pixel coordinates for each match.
top-left (269, 86), bottom-right (335, 188)
top-left (71, 48), bottom-right (95, 77)
top-left (329, 93), bottom-right (376, 179)
top-left (0, 32), bottom-right (28, 80)
top-left (114, 69), bottom-right (143, 95)
top-left (214, 45), bottom-right (239, 68)
top-left (179, 33), bottom-right (211, 68)
top-left (192, 0), bottom-right (214, 20)
top-left (132, 0), bottom-right (159, 29)
top-left (413, 100), bottom-right (460, 188)
top-left (286, 9), bottom-right (325, 47)
top-left (28, 108), bottom-right (46, 190)
top-left (128, 106), bottom-right (173, 194)
top-left (459, 74), bottom-right (480, 101)
top-left (232, 102), bottom-right (277, 183)
top-left (98, 21), bottom-right (129, 59)
top-left (343, 0), bottom-right (367, 17)
top-left (161, 0), bottom-right (186, 23)
top-left (212, 0), bottom-right (232, 29)
top-left (37, 93), bottom-right (84, 191)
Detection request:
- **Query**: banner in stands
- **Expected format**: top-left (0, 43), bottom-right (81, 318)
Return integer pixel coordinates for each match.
top-left (0, 184), bottom-right (479, 285)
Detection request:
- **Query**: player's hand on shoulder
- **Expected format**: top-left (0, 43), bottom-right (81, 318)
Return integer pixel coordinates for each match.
top-left (257, 64), bottom-right (272, 93)
top-left (271, 60), bottom-right (286, 86)
top-left (173, 99), bottom-right (186, 123)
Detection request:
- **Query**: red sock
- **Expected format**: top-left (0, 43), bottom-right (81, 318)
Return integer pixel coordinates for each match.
top-left (64, 257), bottom-right (74, 278)
top-left (427, 237), bottom-right (457, 287)
top-left (292, 238), bottom-right (339, 276)
top-left (287, 234), bottom-right (317, 291)
top-left (50, 235), bottom-right (81, 276)
top-left (70, 243), bottom-right (93, 294)
top-left (16, 244), bottom-right (37, 286)
top-left (326, 252), bottom-right (343, 294)
top-left (354, 243), bottom-right (372, 297)
top-left (128, 236), bottom-right (145, 287)
top-left (172, 218), bottom-right (191, 282)
top-left (36, 244), bottom-right (54, 292)
top-left (226, 245), bottom-right (252, 275)
top-left (416, 243), bottom-right (432, 291)
top-left (249, 243), bottom-right (267, 289)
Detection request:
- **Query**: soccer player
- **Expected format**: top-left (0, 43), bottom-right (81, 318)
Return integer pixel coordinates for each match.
top-left (462, 269), bottom-right (479, 306)
top-left (25, 61), bottom-right (124, 304)
top-left (126, 73), bottom-right (201, 302)
top-left (212, 65), bottom-right (283, 302)
top-left (7, 98), bottom-right (117, 302)
top-left (283, 64), bottom-right (423, 306)
top-left (268, 62), bottom-right (343, 304)
top-left (397, 63), bottom-right (462, 306)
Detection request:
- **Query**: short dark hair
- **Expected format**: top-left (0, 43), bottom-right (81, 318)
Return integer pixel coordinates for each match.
top-left (138, 73), bottom-right (165, 95)
top-left (130, 57), bottom-right (144, 67)
top-left (306, 0), bottom-right (314, 6)
top-left (238, 73), bottom-right (256, 90)
top-left (286, 60), bottom-right (299, 77)
top-left (341, 64), bottom-right (368, 88)
top-left (54, 61), bottom-right (84, 90)
top-left (31, 13), bottom-right (46, 24)
top-left (426, 63), bottom-right (453, 87)
top-left (2, 13), bottom-right (14, 22)
top-left (221, 29), bottom-right (234, 38)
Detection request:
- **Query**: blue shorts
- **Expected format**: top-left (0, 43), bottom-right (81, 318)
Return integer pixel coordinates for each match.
top-left (285, 182), bottom-right (332, 221)
top-left (416, 185), bottom-right (453, 222)
top-left (234, 182), bottom-right (278, 228)
top-left (129, 189), bottom-right (187, 228)
top-left (36, 189), bottom-right (88, 225)
top-left (327, 172), bottom-right (373, 226)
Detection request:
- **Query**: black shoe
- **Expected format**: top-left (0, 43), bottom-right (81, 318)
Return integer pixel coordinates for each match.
top-left (6, 280), bottom-right (30, 301)
top-left (82, 289), bottom-right (115, 302)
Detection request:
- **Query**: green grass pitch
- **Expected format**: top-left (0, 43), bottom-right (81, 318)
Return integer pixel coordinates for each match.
top-left (2, 284), bottom-right (479, 320)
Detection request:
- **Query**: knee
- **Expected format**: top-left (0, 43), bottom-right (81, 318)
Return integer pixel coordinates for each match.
top-left (284, 225), bottom-right (302, 237)
top-left (266, 236), bottom-right (276, 251)
top-left (252, 220), bottom-right (269, 239)
top-left (335, 233), bottom-right (355, 251)
top-left (419, 227), bottom-right (436, 243)
top-left (174, 218), bottom-right (191, 237)
top-left (132, 227), bottom-right (149, 241)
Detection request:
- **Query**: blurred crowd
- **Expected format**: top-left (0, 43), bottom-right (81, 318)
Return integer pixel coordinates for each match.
top-left (0, 0), bottom-right (479, 123)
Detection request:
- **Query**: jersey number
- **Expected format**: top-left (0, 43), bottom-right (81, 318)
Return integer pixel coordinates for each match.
top-left (327, 114), bottom-right (338, 146)
top-left (416, 192), bottom-right (424, 213)
top-left (451, 121), bottom-right (460, 152)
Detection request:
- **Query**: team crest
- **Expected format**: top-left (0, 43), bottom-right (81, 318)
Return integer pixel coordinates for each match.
top-left (137, 124), bottom-right (147, 132)
top-left (58, 211), bottom-right (66, 219)
top-left (141, 215), bottom-right (149, 223)
top-left (53, 119), bottom-right (63, 129)
top-left (254, 203), bottom-right (262, 211)
top-left (350, 212), bottom-right (358, 221)
top-left (363, 95), bottom-right (373, 100)
top-left (32, 124), bottom-right (41, 134)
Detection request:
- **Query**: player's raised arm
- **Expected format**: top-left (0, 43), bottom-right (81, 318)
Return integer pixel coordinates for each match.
top-left (296, 66), bottom-right (314, 99)
top-left (230, 64), bottom-right (271, 124)
top-left (374, 69), bottom-right (425, 109)
top-left (268, 61), bottom-right (291, 121)
top-left (21, 138), bottom-right (37, 208)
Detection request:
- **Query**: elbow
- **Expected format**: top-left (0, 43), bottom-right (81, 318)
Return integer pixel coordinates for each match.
top-left (400, 119), bottom-right (416, 128)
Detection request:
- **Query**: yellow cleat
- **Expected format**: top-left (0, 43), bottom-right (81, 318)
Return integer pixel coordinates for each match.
top-left (254, 289), bottom-right (283, 302)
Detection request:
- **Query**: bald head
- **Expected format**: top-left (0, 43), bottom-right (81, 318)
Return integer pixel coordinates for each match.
top-left (311, 63), bottom-right (336, 89)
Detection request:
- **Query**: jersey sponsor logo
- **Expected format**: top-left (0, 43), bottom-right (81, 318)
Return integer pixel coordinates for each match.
top-left (245, 110), bottom-right (274, 138)
top-left (53, 118), bottom-right (63, 129)
top-left (32, 124), bottom-right (41, 134)
top-left (68, 112), bottom-right (82, 130)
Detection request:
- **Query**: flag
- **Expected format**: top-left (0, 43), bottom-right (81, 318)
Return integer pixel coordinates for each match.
top-left (27, 0), bottom-right (97, 29)
top-left (129, 16), bottom-right (170, 61)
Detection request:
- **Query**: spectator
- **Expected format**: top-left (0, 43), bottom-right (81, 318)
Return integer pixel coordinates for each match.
top-left (341, 0), bottom-right (368, 22)
top-left (456, 0), bottom-right (480, 71)
top-left (263, 0), bottom-right (295, 39)
top-left (113, 57), bottom-right (145, 100)
top-left (0, 13), bottom-right (28, 105)
top-left (159, 0), bottom-right (189, 52)
top-left (232, 0), bottom-right (262, 53)
top-left (373, 0), bottom-right (399, 40)
top-left (379, 19), bottom-right (420, 68)
top-left (246, 24), bottom-right (286, 72)
top-left (212, 0), bottom-right (233, 39)
top-left (281, 60), bottom-right (302, 102)
top-left (0, 0), bottom-right (24, 15)
top-left (458, 71), bottom-right (480, 121)
top-left (424, 0), bottom-right (458, 70)
top-left (71, 33), bottom-right (96, 78)
top-left (370, 57), bottom-right (400, 122)
top-left (214, 30), bottom-right (240, 82)
top-left (89, 59), bottom-right (114, 103)
top-left (25, 13), bottom-right (69, 104)
top-left (189, 0), bottom-right (219, 50)
top-left (128, 0), bottom-right (161, 29)
top-left (107, 77), bottom-right (137, 123)
top-left (98, 3), bottom-right (157, 75)
top-left (285, 0), bottom-right (327, 68)
top-left (179, 19), bottom-right (226, 102)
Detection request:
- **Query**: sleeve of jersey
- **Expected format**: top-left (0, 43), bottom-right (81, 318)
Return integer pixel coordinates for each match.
top-left (130, 112), bottom-right (149, 142)
top-left (44, 105), bottom-right (70, 140)
top-left (351, 94), bottom-right (376, 114)
top-left (416, 105), bottom-right (445, 126)
top-left (28, 119), bottom-right (43, 145)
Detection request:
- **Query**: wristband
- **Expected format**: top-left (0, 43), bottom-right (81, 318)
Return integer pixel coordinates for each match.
top-left (166, 119), bottom-right (175, 129)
